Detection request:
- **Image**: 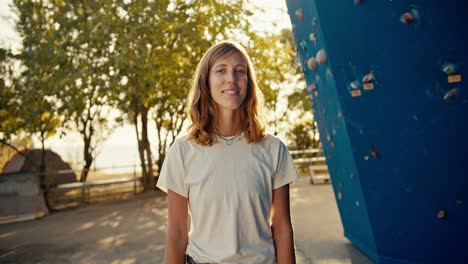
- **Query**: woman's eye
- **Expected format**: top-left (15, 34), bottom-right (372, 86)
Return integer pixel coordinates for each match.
top-left (236, 69), bottom-right (246, 74)
top-left (216, 69), bottom-right (225, 73)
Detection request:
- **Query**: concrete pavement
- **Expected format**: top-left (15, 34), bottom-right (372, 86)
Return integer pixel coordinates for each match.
top-left (291, 176), bottom-right (374, 264)
top-left (0, 176), bottom-right (374, 263)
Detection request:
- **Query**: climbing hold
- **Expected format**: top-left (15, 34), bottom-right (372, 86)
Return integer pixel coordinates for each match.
top-left (338, 192), bottom-right (343, 200)
top-left (364, 155), bottom-right (370, 161)
top-left (299, 40), bottom-right (307, 52)
top-left (400, 12), bottom-right (416, 24)
top-left (349, 80), bottom-right (362, 97)
top-left (295, 8), bottom-right (303, 22)
top-left (308, 83), bottom-right (318, 97)
top-left (362, 71), bottom-right (375, 83)
top-left (354, 0), bottom-right (364, 4)
top-left (400, 9), bottom-right (419, 24)
top-left (307, 57), bottom-right (317, 71)
top-left (315, 49), bottom-right (327, 64)
top-left (355, 201), bottom-right (360, 207)
top-left (443, 88), bottom-right (458, 101)
top-left (442, 62), bottom-right (457, 75)
top-left (370, 146), bottom-right (380, 159)
top-left (350, 80), bottom-right (360, 90)
top-left (456, 200), bottom-right (464, 205)
top-left (350, 172), bottom-right (355, 180)
top-left (362, 71), bottom-right (375, 90)
top-left (437, 210), bottom-right (447, 219)
top-left (309, 33), bottom-right (316, 45)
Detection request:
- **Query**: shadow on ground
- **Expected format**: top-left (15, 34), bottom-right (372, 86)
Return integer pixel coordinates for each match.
top-left (0, 191), bottom-right (167, 264)
top-left (0, 177), bottom-right (374, 264)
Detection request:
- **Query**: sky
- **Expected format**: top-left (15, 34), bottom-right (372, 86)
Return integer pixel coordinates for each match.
top-left (0, 1), bottom-right (21, 51)
top-left (0, 0), bottom-right (294, 172)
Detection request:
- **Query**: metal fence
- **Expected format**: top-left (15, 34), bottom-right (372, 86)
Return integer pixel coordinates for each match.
top-left (47, 165), bottom-right (146, 210)
top-left (290, 148), bottom-right (330, 184)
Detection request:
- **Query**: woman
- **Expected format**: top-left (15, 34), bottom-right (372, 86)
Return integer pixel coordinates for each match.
top-left (157, 40), bottom-right (300, 264)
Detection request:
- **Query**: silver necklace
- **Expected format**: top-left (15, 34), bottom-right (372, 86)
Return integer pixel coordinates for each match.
top-left (217, 133), bottom-right (242, 145)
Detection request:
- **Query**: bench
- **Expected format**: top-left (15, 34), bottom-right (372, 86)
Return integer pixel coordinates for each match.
top-left (307, 157), bottom-right (330, 184)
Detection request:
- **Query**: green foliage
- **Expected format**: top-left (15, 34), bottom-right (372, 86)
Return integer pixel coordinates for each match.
top-left (103, 0), bottom-right (259, 187)
top-left (11, 0), bottom-right (124, 181)
top-left (243, 27), bottom-right (315, 140)
top-left (0, 48), bottom-right (19, 142)
top-left (7, 0), bottom-right (318, 189)
top-left (11, 0), bottom-right (63, 146)
top-left (290, 120), bottom-right (315, 150)
top-left (245, 28), bottom-right (299, 106)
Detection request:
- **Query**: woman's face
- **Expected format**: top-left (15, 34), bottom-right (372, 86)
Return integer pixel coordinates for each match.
top-left (208, 52), bottom-right (248, 113)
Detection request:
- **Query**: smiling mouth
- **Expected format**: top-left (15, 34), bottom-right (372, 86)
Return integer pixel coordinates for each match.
top-left (222, 90), bottom-right (240, 95)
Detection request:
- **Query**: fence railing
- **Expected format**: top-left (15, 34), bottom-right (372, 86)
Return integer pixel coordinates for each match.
top-left (48, 177), bottom-right (144, 210)
top-left (46, 164), bottom-right (147, 210)
top-left (290, 148), bottom-right (325, 165)
top-left (291, 148), bottom-right (330, 184)
top-left (2, 148), bottom-right (329, 213)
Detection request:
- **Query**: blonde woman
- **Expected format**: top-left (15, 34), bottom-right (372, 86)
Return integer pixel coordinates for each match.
top-left (157, 40), bottom-right (299, 264)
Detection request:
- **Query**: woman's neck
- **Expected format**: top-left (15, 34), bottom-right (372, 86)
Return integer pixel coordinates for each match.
top-left (215, 109), bottom-right (242, 137)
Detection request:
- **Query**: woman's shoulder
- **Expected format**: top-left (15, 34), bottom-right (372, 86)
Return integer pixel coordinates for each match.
top-left (166, 135), bottom-right (186, 150)
top-left (260, 133), bottom-right (287, 148)
top-left (173, 135), bottom-right (188, 144)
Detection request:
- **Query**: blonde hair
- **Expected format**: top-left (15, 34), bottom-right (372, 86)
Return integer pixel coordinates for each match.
top-left (187, 40), bottom-right (265, 146)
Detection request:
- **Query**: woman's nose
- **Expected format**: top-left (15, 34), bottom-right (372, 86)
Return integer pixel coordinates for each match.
top-left (226, 70), bottom-right (235, 83)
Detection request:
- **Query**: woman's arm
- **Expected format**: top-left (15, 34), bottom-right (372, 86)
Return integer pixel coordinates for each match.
top-left (165, 190), bottom-right (189, 264)
top-left (271, 184), bottom-right (296, 264)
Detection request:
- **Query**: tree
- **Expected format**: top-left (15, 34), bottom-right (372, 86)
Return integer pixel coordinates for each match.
top-left (52, 0), bottom-right (120, 182)
top-left (290, 120), bottom-right (315, 150)
top-left (0, 32), bottom-right (34, 173)
top-left (243, 28), bottom-right (314, 140)
top-left (7, 0), bottom-right (319, 195)
top-left (108, 0), bottom-right (255, 191)
top-left (11, 0), bottom-right (63, 188)
top-left (11, 0), bottom-right (122, 183)
top-left (0, 47), bottom-right (21, 149)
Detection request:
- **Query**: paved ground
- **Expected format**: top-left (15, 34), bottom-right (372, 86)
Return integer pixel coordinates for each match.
top-left (290, 177), bottom-right (374, 264)
top-left (0, 176), bottom-right (374, 264)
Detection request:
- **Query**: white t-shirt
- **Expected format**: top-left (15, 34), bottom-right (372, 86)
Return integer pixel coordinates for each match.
top-left (156, 133), bottom-right (300, 264)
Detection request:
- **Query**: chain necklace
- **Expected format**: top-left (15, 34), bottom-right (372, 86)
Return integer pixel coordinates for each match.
top-left (216, 133), bottom-right (243, 145)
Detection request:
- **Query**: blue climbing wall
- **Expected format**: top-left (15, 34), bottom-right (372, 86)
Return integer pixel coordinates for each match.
top-left (285, 1), bottom-right (467, 263)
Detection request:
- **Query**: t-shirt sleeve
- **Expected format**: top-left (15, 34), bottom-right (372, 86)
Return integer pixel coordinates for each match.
top-left (156, 140), bottom-right (188, 197)
top-left (273, 140), bottom-right (301, 189)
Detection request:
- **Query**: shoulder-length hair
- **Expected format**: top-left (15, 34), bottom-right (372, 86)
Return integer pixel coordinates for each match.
top-left (187, 40), bottom-right (266, 146)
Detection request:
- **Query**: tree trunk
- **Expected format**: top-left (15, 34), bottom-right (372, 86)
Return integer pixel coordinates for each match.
top-left (80, 125), bottom-right (94, 182)
top-left (155, 103), bottom-right (187, 184)
top-left (141, 107), bottom-right (154, 190)
top-left (78, 113), bottom-right (96, 183)
top-left (134, 112), bottom-right (146, 177)
top-left (39, 131), bottom-right (51, 210)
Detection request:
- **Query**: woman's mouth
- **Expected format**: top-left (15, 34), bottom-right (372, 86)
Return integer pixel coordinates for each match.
top-left (222, 89), bottom-right (240, 95)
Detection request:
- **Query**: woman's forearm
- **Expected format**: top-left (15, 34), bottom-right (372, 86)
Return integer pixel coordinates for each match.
top-left (165, 190), bottom-right (189, 264)
top-left (272, 225), bottom-right (296, 264)
top-left (165, 231), bottom-right (188, 264)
